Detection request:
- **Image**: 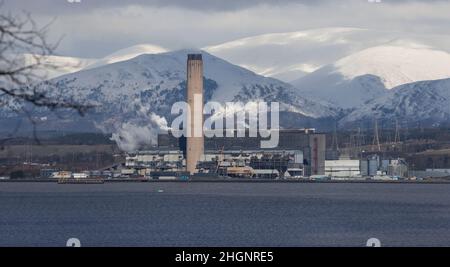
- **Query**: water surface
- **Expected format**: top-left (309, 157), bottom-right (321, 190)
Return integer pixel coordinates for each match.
top-left (0, 182), bottom-right (449, 247)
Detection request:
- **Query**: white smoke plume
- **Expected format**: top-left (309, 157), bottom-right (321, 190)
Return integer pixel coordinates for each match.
top-left (108, 102), bottom-right (169, 152)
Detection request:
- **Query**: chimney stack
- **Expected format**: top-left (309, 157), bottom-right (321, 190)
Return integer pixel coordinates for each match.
top-left (186, 54), bottom-right (204, 174)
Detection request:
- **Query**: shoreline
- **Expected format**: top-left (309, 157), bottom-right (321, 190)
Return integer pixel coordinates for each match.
top-left (1, 178), bottom-right (450, 184)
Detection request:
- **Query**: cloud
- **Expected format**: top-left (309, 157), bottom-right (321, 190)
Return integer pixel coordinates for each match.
top-left (3, 0), bottom-right (446, 14)
top-left (2, 0), bottom-right (450, 58)
top-left (2, 0), bottom-right (323, 14)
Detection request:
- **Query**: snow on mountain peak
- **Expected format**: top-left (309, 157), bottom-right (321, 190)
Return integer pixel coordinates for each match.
top-left (334, 45), bottom-right (450, 89)
top-left (20, 54), bottom-right (97, 80)
top-left (291, 43), bottom-right (450, 109)
top-left (102, 44), bottom-right (168, 61)
top-left (85, 44), bottom-right (168, 70)
top-left (204, 27), bottom-right (397, 82)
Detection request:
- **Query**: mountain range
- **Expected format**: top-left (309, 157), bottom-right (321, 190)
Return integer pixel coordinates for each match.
top-left (292, 44), bottom-right (450, 108)
top-left (4, 50), bottom-right (338, 150)
top-left (204, 27), bottom-right (450, 82)
top-left (2, 27), bottom-right (450, 150)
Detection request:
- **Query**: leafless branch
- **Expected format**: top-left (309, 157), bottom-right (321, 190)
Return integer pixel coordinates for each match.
top-left (0, 5), bottom-right (93, 145)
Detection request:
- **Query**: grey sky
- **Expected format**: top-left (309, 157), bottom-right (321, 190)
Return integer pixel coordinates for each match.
top-left (2, 0), bottom-right (450, 58)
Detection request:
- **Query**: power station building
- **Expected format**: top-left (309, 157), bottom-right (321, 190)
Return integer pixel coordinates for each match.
top-left (158, 129), bottom-right (326, 176)
top-left (128, 54), bottom-right (326, 179)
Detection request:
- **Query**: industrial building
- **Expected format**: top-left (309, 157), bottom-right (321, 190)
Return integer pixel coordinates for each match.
top-left (360, 155), bottom-right (408, 178)
top-left (125, 147), bottom-right (313, 180)
top-left (324, 155), bottom-right (409, 180)
top-left (325, 160), bottom-right (361, 178)
top-left (158, 129), bottom-right (326, 177)
top-left (120, 54), bottom-right (327, 180)
top-left (122, 128), bottom-right (325, 179)
top-left (125, 150), bottom-right (185, 178)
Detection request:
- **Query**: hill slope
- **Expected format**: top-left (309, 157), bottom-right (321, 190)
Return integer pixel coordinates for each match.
top-left (291, 45), bottom-right (450, 108)
top-left (340, 78), bottom-right (450, 127)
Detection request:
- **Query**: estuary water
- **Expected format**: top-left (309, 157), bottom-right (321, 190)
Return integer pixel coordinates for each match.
top-left (0, 182), bottom-right (449, 247)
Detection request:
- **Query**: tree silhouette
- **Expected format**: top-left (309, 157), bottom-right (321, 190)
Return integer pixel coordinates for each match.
top-left (0, 7), bottom-right (92, 144)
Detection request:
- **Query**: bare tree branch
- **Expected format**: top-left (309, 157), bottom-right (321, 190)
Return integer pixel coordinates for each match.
top-left (0, 5), bottom-right (93, 145)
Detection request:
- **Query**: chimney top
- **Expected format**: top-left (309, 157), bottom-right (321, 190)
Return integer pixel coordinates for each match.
top-left (188, 54), bottom-right (202, 61)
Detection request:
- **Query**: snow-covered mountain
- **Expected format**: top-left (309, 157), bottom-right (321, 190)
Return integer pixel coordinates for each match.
top-left (205, 27), bottom-right (390, 82)
top-left (205, 27), bottom-right (450, 82)
top-left (291, 44), bottom-right (450, 108)
top-left (46, 49), bottom-right (337, 116)
top-left (21, 54), bottom-right (97, 79)
top-left (10, 50), bottom-right (338, 150)
top-left (340, 78), bottom-right (450, 127)
top-left (18, 44), bottom-right (168, 80)
top-left (84, 44), bottom-right (168, 70)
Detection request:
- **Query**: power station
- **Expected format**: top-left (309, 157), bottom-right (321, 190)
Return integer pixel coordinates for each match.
top-left (124, 54), bottom-right (328, 179)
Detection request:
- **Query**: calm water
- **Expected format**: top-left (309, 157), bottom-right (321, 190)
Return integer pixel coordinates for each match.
top-left (0, 182), bottom-right (449, 247)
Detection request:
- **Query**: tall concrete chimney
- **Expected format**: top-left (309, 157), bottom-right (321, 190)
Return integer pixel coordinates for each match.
top-left (186, 54), bottom-right (204, 174)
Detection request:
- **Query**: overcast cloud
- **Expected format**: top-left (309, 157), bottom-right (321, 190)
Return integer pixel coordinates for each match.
top-left (2, 0), bottom-right (450, 58)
